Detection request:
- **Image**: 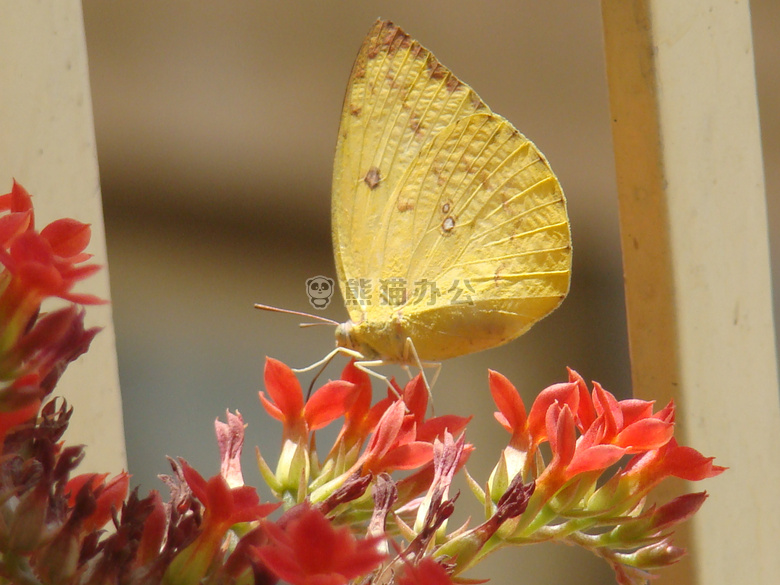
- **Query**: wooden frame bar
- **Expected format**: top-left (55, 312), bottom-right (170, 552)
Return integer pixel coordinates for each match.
top-left (0, 1), bottom-right (126, 475)
top-left (602, 1), bottom-right (780, 583)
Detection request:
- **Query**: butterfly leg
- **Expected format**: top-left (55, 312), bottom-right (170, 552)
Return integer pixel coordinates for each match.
top-left (292, 347), bottom-right (366, 397)
top-left (351, 359), bottom-right (404, 398)
top-left (401, 337), bottom-right (441, 393)
top-left (293, 348), bottom-right (402, 397)
top-left (292, 346), bottom-right (364, 374)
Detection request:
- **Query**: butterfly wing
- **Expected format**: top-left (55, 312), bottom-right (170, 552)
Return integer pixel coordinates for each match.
top-left (332, 20), bottom-right (571, 361)
top-left (332, 20), bottom-right (488, 323)
top-left (376, 112), bottom-right (571, 359)
top-left (378, 111), bottom-right (570, 287)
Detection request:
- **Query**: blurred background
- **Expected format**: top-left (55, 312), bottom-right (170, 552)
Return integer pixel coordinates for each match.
top-left (79, 2), bottom-right (777, 583)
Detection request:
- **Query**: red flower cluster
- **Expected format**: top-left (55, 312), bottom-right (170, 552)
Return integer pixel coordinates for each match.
top-left (0, 181), bottom-right (103, 438)
top-left (254, 358), bottom-right (723, 585)
top-left (0, 182), bottom-right (724, 585)
top-left (469, 369), bottom-right (726, 583)
top-left (255, 503), bottom-right (385, 585)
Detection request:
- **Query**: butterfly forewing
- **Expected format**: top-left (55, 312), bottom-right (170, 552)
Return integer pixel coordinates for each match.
top-left (332, 20), bottom-right (487, 321)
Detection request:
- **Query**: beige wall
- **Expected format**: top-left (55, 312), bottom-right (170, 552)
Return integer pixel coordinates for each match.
top-left (79, 2), bottom-right (777, 583)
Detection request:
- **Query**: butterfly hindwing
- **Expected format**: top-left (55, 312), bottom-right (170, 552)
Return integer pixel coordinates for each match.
top-left (384, 112), bottom-right (571, 305)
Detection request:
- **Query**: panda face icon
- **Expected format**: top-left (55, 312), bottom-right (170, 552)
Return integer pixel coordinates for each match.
top-left (306, 276), bottom-right (335, 309)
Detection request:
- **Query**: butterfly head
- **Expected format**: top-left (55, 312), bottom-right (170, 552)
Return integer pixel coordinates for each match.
top-left (335, 320), bottom-right (380, 360)
top-left (335, 320), bottom-right (359, 352)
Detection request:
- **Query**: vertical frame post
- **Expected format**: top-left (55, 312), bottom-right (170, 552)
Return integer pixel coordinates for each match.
top-left (602, 1), bottom-right (780, 583)
top-left (0, 1), bottom-right (126, 474)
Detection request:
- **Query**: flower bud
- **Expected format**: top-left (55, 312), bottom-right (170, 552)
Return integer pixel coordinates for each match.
top-left (630, 539), bottom-right (686, 569)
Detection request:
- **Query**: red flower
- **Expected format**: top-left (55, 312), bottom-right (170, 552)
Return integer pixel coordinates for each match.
top-left (349, 373), bottom-right (469, 478)
top-left (0, 181), bottom-right (33, 244)
top-left (397, 557), bottom-right (454, 585)
top-left (0, 225), bottom-right (103, 307)
top-left (165, 460), bottom-right (280, 584)
top-left (65, 472), bottom-right (130, 533)
top-left (135, 490), bottom-right (168, 568)
top-left (583, 381), bottom-right (674, 452)
top-left (259, 357), bottom-right (358, 441)
top-left (357, 400), bottom-right (434, 475)
top-left (493, 370), bottom-right (678, 487)
top-left (255, 503), bottom-right (385, 585)
top-left (539, 401), bottom-right (628, 486)
top-left (623, 438), bottom-right (726, 492)
top-left (330, 361), bottom-right (394, 452)
top-left (0, 182), bottom-right (104, 329)
top-left (180, 460), bottom-right (279, 533)
top-left (0, 182), bottom-right (104, 402)
top-left (400, 374), bottom-right (470, 444)
top-left (490, 370), bottom-right (579, 452)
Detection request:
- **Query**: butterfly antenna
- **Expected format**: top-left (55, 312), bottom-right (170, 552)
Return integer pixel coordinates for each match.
top-left (254, 303), bottom-right (339, 326)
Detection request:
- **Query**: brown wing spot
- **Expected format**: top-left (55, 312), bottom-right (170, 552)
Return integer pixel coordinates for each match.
top-left (350, 104), bottom-right (362, 117)
top-left (386, 68), bottom-right (402, 88)
top-left (493, 263), bottom-right (507, 285)
top-left (409, 113), bottom-right (425, 138)
top-left (446, 75), bottom-right (461, 93)
top-left (431, 162), bottom-right (448, 186)
top-left (442, 216), bottom-right (456, 234)
top-left (371, 23), bottom-right (409, 59)
top-left (367, 45), bottom-right (381, 59)
top-left (470, 92), bottom-right (487, 111)
top-left (459, 154), bottom-right (475, 173)
top-left (397, 199), bottom-right (414, 212)
top-left (390, 29), bottom-right (411, 54)
top-left (441, 202), bottom-right (451, 214)
top-left (369, 24), bottom-right (399, 58)
top-left (500, 191), bottom-right (511, 213)
top-left (478, 170), bottom-right (492, 192)
top-left (364, 167), bottom-right (382, 190)
top-left (428, 57), bottom-right (447, 80)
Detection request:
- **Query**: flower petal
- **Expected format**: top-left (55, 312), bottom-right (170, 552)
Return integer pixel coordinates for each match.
top-left (263, 358), bottom-right (304, 422)
top-left (489, 370), bottom-right (527, 434)
top-left (529, 382), bottom-right (579, 445)
top-left (615, 418), bottom-right (674, 451)
top-left (305, 380), bottom-right (358, 430)
top-left (40, 219), bottom-right (91, 258)
top-left (567, 444), bottom-right (627, 476)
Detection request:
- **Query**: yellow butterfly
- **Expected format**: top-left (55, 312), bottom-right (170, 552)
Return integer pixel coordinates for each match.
top-left (329, 20), bottom-right (571, 365)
